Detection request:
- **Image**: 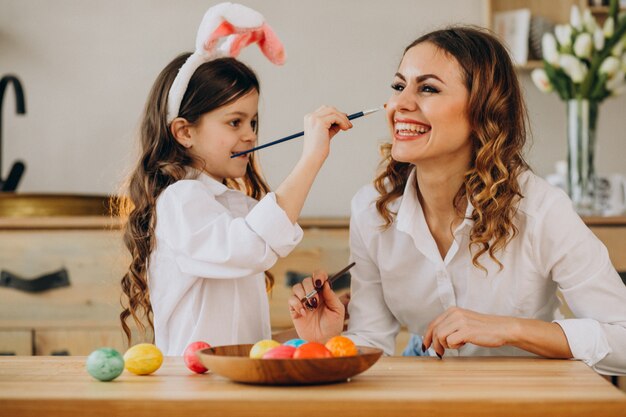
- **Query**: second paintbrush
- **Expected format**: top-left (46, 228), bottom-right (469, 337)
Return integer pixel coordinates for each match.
top-left (230, 107), bottom-right (382, 158)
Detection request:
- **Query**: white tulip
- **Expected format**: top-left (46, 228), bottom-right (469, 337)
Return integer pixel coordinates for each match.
top-left (612, 40), bottom-right (624, 57)
top-left (560, 54), bottom-right (587, 83)
top-left (583, 9), bottom-right (596, 33)
top-left (611, 85), bottom-right (626, 96)
top-left (555, 24), bottom-right (573, 47)
top-left (542, 33), bottom-right (559, 66)
top-left (574, 33), bottom-right (593, 59)
top-left (604, 17), bottom-right (615, 38)
top-left (570, 5), bottom-right (582, 30)
top-left (594, 28), bottom-right (605, 51)
top-left (606, 71), bottom-right (625, 92)
top-left (531, 68), bottom-right (553, 93)
top-left (599, 56), bottom-right (621, 77)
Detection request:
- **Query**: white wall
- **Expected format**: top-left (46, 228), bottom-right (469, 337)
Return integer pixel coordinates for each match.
top-left (1, 0), bottom-right (625, 216)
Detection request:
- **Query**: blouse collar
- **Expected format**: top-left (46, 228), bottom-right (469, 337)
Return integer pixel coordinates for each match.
top-left (188, 168), bottom-right (230, 196)
top-left (396, 167), bottom-right (475, 235)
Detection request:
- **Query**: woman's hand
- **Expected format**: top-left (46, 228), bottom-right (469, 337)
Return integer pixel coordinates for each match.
top-left (301, 106), bottom-right (352, 164)
top-left (422, 307), bottom-right (517, 357)
top-left (288, 270), bottom-right (345, 343)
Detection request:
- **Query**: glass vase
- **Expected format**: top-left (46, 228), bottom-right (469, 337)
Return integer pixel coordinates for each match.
top-left (566, 99), bottom-right (599, 215)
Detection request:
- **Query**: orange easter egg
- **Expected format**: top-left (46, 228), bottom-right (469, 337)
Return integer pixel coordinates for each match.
top-left (293, 342), bottom-right (333, 359)
top-left (325, 336), bottom-right (358, 357)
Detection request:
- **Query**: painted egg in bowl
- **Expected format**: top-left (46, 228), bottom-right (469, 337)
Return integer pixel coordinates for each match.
top-left (196, 343), bottom-right (383, 385)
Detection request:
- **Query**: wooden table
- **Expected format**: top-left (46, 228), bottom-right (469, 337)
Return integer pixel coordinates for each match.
top-left (1, 356), bottom-right (625, 417)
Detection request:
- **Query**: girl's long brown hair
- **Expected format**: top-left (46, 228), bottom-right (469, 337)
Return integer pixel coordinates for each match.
top-left (120, 54), bottom-right (272, 345)
top-left (374, 26), bottom-right (529, 271)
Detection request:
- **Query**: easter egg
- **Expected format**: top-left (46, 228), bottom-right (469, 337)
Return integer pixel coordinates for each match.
top-left (85, 347), bottom-right (125, 381)
top-left (249, 340), bottom-right (280, 358)
top-left (183, 341), bottom-right (211, 374)
top-left (283, 338), bottom-right (307, 348)
top-left (262, 344), bottom-right (296, 359)
top-left (293, 342), bottom-right (333, 359)
top-left (325, 336), bottom-right (358, 357)
top-left (123, 343), bottom-right (163, 375)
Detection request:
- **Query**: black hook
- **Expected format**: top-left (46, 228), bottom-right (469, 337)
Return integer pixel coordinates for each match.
top-left (0, 75), bottom-right (27, 191)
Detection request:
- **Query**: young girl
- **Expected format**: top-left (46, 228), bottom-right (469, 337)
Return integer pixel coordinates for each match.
top-left (120, 3), bottom-right (352, 355)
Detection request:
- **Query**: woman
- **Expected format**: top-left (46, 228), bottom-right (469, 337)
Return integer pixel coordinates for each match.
top-left (289, 26), bottom-right (626, 375)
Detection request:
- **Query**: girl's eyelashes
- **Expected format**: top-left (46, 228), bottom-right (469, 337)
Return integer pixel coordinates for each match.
top-left (228, 118), bottom-right (258, 132)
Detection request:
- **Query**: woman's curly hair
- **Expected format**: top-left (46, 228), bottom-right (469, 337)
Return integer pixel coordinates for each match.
top-left (374, 26), bottom-right (529, 271)
top-left (119, 55), bottom-right (272, 345)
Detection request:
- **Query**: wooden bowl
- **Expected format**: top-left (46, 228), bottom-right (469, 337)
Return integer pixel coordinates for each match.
top-left (197, 343), bottom-right (383, 385)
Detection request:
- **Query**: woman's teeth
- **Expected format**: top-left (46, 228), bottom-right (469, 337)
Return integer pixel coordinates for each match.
top-left (395, 122), bottom-right (430, 136)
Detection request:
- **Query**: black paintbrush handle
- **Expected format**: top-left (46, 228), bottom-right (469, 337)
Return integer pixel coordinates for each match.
top-left (230, 111), bottom-right (367, 158)
top-left (300, 262), bottom-right (356, 303)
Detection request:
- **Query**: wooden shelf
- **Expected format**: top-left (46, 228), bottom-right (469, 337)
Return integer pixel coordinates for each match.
top-left (516, 60), bottom-right (544, 70)
top-left (485, 0), bottom-right (625, 69)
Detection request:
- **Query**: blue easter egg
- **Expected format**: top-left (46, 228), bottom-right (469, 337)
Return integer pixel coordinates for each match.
top-left (283, 338), bottom-right (307, 348)
top-left (86, 347), bottom-right (125, 381)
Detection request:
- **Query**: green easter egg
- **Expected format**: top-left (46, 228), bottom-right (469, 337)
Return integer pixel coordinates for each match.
top-left (86, 347), bottom-right (125, 381)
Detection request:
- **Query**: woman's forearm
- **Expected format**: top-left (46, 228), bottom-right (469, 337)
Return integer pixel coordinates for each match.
top-left (508, 318), bottom-right (573, 359)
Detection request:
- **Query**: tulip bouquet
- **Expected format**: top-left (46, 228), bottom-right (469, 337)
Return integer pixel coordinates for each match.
top-left (531, 0), bottom-right (626, 215)
top-left (531, 0), bottom-right (626, 100)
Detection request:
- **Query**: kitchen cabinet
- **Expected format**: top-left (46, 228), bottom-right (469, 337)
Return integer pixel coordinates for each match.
top-left (0, 217), bottom-right (129, 356)
top-left (1, 215), bottom-right (625, 359)
top-left (0, 330), bottom-right (31, 356)
top-left (485, 0), bottom-right (623, 70)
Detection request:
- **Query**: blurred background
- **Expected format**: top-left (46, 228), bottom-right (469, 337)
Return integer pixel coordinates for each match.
top-left (1, 0), bottom-right (625, 216)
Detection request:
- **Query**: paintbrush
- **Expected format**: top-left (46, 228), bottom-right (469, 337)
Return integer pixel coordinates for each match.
top-left (300, 262), bottom-right (356, 305)
top-left (230, 107), bottom-right (383, 158)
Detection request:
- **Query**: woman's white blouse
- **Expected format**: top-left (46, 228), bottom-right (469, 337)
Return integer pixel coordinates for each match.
top-left (345, 169), bottom-right (626, 375)
top-left (149, 173), bottom-right (303, 355)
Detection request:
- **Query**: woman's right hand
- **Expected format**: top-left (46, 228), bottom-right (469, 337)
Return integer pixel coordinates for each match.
top-left (288, 270), bottom-right (345, 343)
top-left (301, 106), bottom-right (352, 164)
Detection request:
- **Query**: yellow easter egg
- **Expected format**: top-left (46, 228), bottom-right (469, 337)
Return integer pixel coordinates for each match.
top-left (123, 343), bottom-right (163, 375)
top-left (249, 339), bottom-right (280, 358)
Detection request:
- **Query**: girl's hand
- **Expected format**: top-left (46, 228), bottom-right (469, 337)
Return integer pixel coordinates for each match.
top-left (422, 307), bottom-right (517, 357)
top-left (302, 106), bottom-right (353, 164)
top-left (287, 270), bottom-right (345, 343)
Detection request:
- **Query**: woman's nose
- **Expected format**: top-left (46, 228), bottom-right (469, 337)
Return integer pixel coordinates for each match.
top-left (388, 88), bottom-right (418, 113)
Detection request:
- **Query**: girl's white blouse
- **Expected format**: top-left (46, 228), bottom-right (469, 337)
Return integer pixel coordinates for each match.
top-left (149, 173), bottom-right (303, 355)
top-left (345, 169), bottom-right (626, 375)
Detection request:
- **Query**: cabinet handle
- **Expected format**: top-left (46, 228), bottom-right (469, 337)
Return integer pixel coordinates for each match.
top-left (0, 268), bottom-right (70, 293)
top-left (51, 350), bottom-right (70, 356)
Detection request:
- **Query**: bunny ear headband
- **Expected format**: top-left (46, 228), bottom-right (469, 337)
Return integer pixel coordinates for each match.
top-left (166, 2), bottom-right (286, 124)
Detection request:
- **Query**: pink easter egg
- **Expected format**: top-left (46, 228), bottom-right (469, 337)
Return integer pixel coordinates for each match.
top-left (184, 341), bottom-right (211, 373)
top-left (262, 344), bottom-right (296, 359)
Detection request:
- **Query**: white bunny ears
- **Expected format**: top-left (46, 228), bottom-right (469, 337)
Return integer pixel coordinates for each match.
top-left (166, 2), bottom-right (286, 123)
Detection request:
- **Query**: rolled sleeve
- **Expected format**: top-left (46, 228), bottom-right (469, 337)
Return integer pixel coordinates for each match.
top-left (553, 318), bottom-right (611, 367)
top-left (157, 183), bottom-right (303, 279)
top-left (535, 189), bottom-right (626, 374)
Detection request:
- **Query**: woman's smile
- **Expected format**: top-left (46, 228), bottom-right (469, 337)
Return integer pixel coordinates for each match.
top-left (393, 117), bottom-right (431, 141)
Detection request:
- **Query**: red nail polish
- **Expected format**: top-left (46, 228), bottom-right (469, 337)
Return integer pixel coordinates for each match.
top-left (308, 297), bottom-right (318, 308)
top-left (436, 352), bottom-right (442, 359)
top-left (421, 344), bottom-right (426, 353)
top-left (314, 279), bottom-right (322, 289)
